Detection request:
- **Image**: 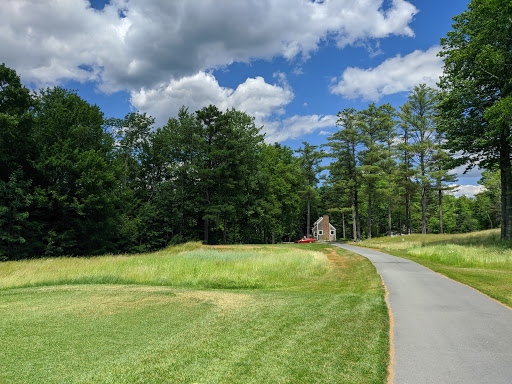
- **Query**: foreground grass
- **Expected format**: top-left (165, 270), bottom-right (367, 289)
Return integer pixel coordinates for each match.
top-left (0, 243), bottom-right (388, 384)
top-left (361, 229), bottom-right (512, 307)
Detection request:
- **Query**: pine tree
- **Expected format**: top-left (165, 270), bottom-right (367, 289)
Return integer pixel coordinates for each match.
top-left (401, 84), bottom-right (438, 234)
top-left (328, 108), bottom-right (362, 241)
top-left (296, 142), bottom-right (323, 237)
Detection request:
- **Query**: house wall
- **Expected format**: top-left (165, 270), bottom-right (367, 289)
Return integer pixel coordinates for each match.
top-left (312, 215), bottom-right (336, 241)
top-left (322, 215), bottom-right (329, 241)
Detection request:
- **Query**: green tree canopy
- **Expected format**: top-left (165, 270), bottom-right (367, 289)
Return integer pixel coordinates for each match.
top-left (439, 0), bottom-right (512, 239)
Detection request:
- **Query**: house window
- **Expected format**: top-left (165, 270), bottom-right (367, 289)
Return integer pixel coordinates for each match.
top-left (318, 230), bottom-right (323, 235)
top-left (330, 230), bottom-right (334, 235)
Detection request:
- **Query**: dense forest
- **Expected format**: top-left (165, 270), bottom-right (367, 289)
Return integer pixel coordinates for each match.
top-left (0, 62), bottom-right (501, 260)
top-left (1, 0), bottom-right (511, 260)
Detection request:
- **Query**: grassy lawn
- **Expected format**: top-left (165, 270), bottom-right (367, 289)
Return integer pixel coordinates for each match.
top-left (0, 243), bottom-right (389, 384)
top-left (360, 229), bottom-right (512, 308)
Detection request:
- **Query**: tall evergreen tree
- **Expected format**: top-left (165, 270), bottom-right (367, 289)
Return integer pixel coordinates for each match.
top-left (328, 108), bottom-right (362, 241)
top-left (401, 84), bottom-right (438, 234)
top-left (379, 104), bottom-right (398, 236)
top-left (196, 105), bottom-right (222, 244)
top-left (357, 103), bottom-right (389, 239)
top-left (296, 142), bottom-right (323, 237)
top-left (429, 131), bottom-right (457, 233)
top-left (397, 107), bottom-right (417, 234)
top-left (164, 107), bottom-right (204, 242)
top-left (196, 106), bottom-right (264, 244)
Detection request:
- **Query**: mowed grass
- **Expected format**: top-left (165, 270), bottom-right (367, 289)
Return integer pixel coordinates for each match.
top-left (361, 229), bottom-right (512, 307)
top-left (0, 243), bottom-right (389, 384)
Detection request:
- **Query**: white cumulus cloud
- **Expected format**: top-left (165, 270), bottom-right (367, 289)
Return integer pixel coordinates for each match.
top-left (2, 0), bottom-right (417, 91)
top-left (264, 115), bottom-right (338, 143)
top-left (130, 72), bottom-right (293, 127)
top-left (330, 46), bottom-right (443, 100)
top-left (448, 185), bottom-right (485, 198)
top-left (1, 0), bottom-right (415, 143)
top-left (130, 71), bottom-right (335, 142)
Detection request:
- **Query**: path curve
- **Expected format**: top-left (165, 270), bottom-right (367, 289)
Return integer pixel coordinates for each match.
top-left (334, 244), bottom-right (512, 384)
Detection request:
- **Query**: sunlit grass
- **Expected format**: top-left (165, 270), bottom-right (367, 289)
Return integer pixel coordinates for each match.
top-left (362, 229), bottom-right (512, 269)
top-left (360, 229), bottom-right (512, 307)
top-left (406, 243), bottom-right (512, 269)
top-left (0, 243), bottom-right (330, 290)
top-left (0, 243), bottom-right (389, 383)
top-left (363, 229), bottom-right (503, 249)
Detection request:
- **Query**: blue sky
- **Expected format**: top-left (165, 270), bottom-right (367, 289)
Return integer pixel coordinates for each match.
top-left (2, 0), bottom-right (479, 195)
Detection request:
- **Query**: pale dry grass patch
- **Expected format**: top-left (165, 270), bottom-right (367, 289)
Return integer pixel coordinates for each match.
top-left (4, 284), bottom-right (258, 318)
top-left (174, 291), bottom-right (256, 311)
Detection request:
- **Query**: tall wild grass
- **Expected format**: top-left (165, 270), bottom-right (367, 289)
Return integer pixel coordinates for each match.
top-left (362, 229), bottom-right (512, 269)
top-left (0, 243), bottom-right (329, 290)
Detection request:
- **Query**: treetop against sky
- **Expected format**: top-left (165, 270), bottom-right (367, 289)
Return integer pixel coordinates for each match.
top-left (2, 0), bottom-right (479, 194)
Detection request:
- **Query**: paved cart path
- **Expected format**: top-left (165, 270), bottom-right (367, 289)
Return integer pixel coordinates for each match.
top-left (334, 244), bottom-right (512, 384)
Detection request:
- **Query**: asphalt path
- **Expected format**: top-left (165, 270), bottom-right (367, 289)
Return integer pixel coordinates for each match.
top-left (334, 244), bottom-right (512, 384)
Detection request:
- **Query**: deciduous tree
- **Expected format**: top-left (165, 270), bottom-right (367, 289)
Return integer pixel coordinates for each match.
top-left (439, 0), bottom-right (512, 239)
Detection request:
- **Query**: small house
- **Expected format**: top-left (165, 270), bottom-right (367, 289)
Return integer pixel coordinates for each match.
top-left (312, 215), bottom-right (336, 241)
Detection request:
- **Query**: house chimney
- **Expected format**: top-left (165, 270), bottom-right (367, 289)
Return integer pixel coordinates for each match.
top-left (323, 215), bottom-right (329, 240)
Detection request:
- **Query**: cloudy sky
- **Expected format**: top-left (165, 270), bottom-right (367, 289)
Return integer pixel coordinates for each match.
top-left (2, 0), bottom-right (479, 195)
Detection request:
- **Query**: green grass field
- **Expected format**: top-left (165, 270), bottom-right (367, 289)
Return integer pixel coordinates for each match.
top-left (360, 229), bottom-right (512, 308)
top-left (0, 243), bottom-right (389, 384)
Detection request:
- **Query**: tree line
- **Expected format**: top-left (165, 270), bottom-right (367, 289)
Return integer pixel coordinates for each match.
top-left (0, 62), bottom-right (501, 260)
top-left (323, 85), bottom-right (455, 241)
top-left (1, 64), bottom-right (327, 259)
top-left (321, 84), bottom-right (503, 241)
top-left (315, 0), bottom-right (512, 242)
top-left (1, 0), bottom-right (510, 259)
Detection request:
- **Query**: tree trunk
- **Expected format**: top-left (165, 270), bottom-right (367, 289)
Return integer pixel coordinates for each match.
top-left (367, 191), bottom-right (372, 239)
top-left (354, 188), bottom-right (361, 240)
top-left (421, 182), bottom-right (427, 235)
top-left (421, 152), bottom-right (427, 235)
top-left (351, 143), bottom-right (361, 241)
top-left (500, 129), bottom-right (512, 239)
top-left (342, 212), bottom-right (346, 239)
top-left (223, 218), bottom-right (227, 245)
top-left (405, 191), bottom-right (410, 234)
top-left (438, 189), bottom-right (444, 234)
top-left (352, 200), bottom-right (357, 242)
top-left (179, 190), bottom-right (183, 237)
top-left (407, 192), bottom-right (412, 234)
top-left (500, 160), bottom-right (509, 239)
top-left (307, 193), bottom-right (311, 237)
top-left (203, 187), bottom-right (209, 244)
top-left (388, 180), bottom-right (392, 236)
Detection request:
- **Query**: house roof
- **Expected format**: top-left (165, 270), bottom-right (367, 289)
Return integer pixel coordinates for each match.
top-left (312, 217), bottom-right (336, 230)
